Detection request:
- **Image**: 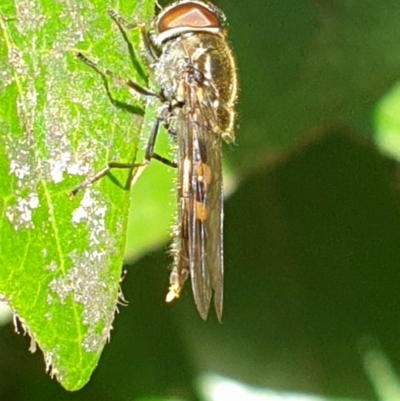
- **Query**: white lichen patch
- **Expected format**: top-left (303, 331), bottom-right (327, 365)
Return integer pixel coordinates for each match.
top-left (3, 41), bottom-right (41, 230)
top-left (15, 0), bottom-right (46, 34)
top-left (81, 332), bottom-right (103, 352)
top-left (2, 1), bottom-right (103, 194)
top-left (5, 192), bottom-right (40, 230)
top-left (41, 112), bottom-right (93, 184)
top-left (45, 261), bottom-right (58, 273)
top-left (49, 188), bottom-right (118, 353)
top-left (6, 134), bottom-right (38, 186)
top-left (7, 46), bottom-right (29, 77)
top-left (71, 189), bottom-right (108, 246)
top-left (42, 47), bottom-right (94, 185)
top-left (58, 1), bottom-right (96, 44)
top-left (0, 68), bottom-right (14, 92)
top-left (46, 294), bottom-right (53, 306)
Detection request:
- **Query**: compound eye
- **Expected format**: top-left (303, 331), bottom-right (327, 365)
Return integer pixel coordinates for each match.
top-left (158, 3), bottom-right (220, 33)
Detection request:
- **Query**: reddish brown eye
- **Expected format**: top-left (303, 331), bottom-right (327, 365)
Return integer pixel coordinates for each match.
top-left (158, 3), bottom-right (221, 33)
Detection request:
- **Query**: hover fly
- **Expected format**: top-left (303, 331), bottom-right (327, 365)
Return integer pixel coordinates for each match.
top-left (74, 0), bottom-right (238, 321)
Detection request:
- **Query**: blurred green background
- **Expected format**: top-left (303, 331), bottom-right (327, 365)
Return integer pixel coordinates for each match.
top-left (2, 0), bottom-right (400, 400)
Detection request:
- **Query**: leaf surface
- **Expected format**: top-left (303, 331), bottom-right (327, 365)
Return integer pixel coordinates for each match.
top-left (0, 0), bottom-right (155, 390)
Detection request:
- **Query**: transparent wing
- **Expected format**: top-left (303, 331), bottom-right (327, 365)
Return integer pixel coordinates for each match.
top-left (175, 80), bottom-right (224, 321)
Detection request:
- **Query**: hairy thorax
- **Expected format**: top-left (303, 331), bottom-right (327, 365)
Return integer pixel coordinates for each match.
top-left (154, 32), bottom-right (237, 142)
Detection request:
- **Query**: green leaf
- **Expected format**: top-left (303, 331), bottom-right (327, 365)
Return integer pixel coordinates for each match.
top-left (374, 83), bottom-right (400, 160)
top-left (0, 0), bottom-right (154, 391)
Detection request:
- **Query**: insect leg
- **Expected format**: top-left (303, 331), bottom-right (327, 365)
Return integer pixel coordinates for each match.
top-left (144, 119), bottom-right (177, 168)
top-left (106, 7), bottom-right (137, 30)
top-left (107, 8), bottom-right (158, 69)
top-left (69, 135), bottom-right (174, 196)
top-left (77, 53), bottom-right (159, 101)
top-left (149, 123), bottom-right (178, 167)
top-left (106, 8), bottom-right (150, 81)
top-left (126, 117), bottom-right (177, 189)
top-left (70, 162), bottom-right (136, 197)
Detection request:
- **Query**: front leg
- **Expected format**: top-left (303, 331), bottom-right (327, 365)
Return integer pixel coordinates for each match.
top-left (70, 117), bottom-right (177, 197)
top-left (77, 53), bottom-right (159, 101)
top-left (106, 8), bottom-right (159, 72)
